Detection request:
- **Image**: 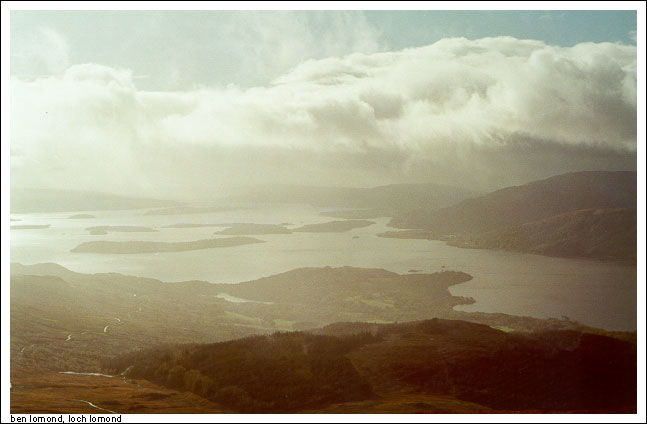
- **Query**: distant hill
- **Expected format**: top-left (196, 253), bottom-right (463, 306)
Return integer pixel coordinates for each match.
top-left (144, 206), bottom-right (248, 215)
top-left (225, 183), bottom-right (480, 211)
top-left (388, 171), bottom-right (636, 261)
top-left (447, 208), bottom-right (637, 262)
top-left (292, 220), bottom-right (375, 233)
top-left (103, 319), bottom-right (636, 413)
top-left (390, 171), bottom-right (636, 234)
top-left (10, 188), bottom-right (180, 213)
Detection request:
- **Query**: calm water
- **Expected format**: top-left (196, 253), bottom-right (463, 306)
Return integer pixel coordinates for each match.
top-left (10, 203), bottom-right (637, 331)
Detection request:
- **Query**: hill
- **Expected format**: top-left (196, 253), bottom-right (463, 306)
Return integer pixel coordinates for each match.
top-left (388, 171), bottom-right (636, 260)
top-left (11, 263), bottom-right (597, 379)
top-left (10, 372), bottom-right (228, 414)
top-left (8, 264), bottom-right (473, 379)
top-left (225, 183), bottom-right (480, 211)
top-left (11, 263), bottom-right (633, 413)
top-left (10, 188), bottom-right (179, 213)
top-left (389, 171), bottom-right (636, 234)
top-left (102, 319), bottom-right (637, 413)
top-left (447, 208), bottom-right (637, 262)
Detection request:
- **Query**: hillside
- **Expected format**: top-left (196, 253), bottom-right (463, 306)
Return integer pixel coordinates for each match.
top-left (389, 171), bottom-right (636, 235)
top-left (10, 188), bottom-right (179, 213)
top-left (11, 263), bottom-right (599, 380)
top-left (8, 263), bottom-right (474, 380)
top-left (225, 183), bottom-right (480, 211)
top-left (387, 171), bottom-right (637, 260)
top-left (447, 208), bottom-right (637, 262)
top-left (102, 319), bottom-right (637, 413)
top-left (11, 263), bottom-right (633, 414)
top-left (10, 373), bottom-right (229, 414)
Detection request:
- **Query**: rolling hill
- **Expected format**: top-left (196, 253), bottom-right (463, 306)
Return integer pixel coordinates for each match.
top-left (10, 263), bottom-right (634, 414)
top-left (225, 183), bottom-right (480, 211)
top-left (10, 188), bottom-right (180, 213)
top-left (390, 171), bottom-right (636, 234)
top-left (446, 208), bottom-right (637, 262)
top-left (388, 171), bottom-right (637, 261)
top-left (102, 319), bottom-right (637, 413)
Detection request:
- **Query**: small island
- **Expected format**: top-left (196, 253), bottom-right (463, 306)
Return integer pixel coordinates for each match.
top-left (11, 224), bottom-right (50, 230)
top-left (164, 223), bottom-right (228, 228)
top-left (292, 220), bottom-right (375, 233)
top-left (71, 236), bottom-right (264, 253)
top-left (215, 223), bottom-right (292, 235)
top-left (87, 226), bottom-right (157, 235)
top-left (68, 214), bottom-right (96, 219)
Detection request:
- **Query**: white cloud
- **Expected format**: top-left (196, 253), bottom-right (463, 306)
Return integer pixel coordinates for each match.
top-left (10, 37), bottom-right (637, 198)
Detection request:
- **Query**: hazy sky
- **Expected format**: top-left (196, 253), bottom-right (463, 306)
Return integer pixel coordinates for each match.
top-left (9, 9), bottom-right (639, 199)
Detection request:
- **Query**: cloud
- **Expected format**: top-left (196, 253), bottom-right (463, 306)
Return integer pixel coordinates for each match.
top-left (10, 37), bottom-right (637, 198)
top-left (144, 11), bottom-right (385, 89)
top-left (224, 11), bottom-right (383, 84)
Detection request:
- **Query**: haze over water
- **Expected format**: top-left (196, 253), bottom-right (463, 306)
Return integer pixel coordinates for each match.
top-left (10, 203), bottom-right (636, 331)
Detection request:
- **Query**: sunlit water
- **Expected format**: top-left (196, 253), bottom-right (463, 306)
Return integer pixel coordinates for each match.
top-left (10, 203), bottom-right (637, 331)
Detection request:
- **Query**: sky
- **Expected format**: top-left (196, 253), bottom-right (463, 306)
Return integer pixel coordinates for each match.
top-left (6, 7), bottom-right (641, 200)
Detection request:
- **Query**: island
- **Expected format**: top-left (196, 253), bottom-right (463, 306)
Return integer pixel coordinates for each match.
top-left (86, 226), bottom-right (157, 235)
top-left (292, 220), bottom-right (375, 233)
top-left (68, 214), bottom-right (96, 219)
top-left (11, 224), bottom-right (50, 230)
top-left (70, 237), bottom-right (264, 253)
top-left (164, 223), bottom-right (229, 228)
top-left (214, 223), bottom-right (292, 235)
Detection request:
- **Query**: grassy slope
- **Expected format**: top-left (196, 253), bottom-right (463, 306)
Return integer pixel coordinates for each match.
top-left (10, 263), bottom-right (634, 414)
top-left (446, 208), bottom-right (637, 261)
top-left (389, 171), bottom-right (636, 234)
top-left (103, 319), bottom-right (637, 413)
top-left (387, 171), bottom-right (637, 261)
